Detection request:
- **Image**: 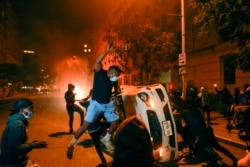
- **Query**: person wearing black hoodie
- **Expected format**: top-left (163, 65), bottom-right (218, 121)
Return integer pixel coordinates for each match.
top-left (0, 98), bottom-right (47, 167)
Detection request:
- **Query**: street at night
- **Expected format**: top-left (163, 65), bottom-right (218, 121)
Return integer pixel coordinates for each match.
top-left (1, 0), bottom-right (250, 166)
top-left (0, 93), bottom-right (247, 167)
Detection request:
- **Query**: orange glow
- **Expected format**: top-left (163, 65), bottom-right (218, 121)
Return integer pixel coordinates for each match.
top-left (55, 55), bottom-right (92, 99)
top-left (159, 148), bottom-right (163, 157)
top-left (74, 85), bottom-right (86, 100)
top-left (153, 147), bottom-right (163, 160)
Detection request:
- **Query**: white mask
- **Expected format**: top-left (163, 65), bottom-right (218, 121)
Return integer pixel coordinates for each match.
top-left (22, 109), bottom-right (34, 119)
top-left (110, 76), bottom-right (118, 82)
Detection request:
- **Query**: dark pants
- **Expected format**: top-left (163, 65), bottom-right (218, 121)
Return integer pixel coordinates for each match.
top-left (89, 122), bottom-right (110, 163)
top-left (194, 129), bottom-right (221, 166)
top-left (66, 104), bottom-right (84, 131)
top-left (208, 126), bottom-right (237, 162)
top-left (202, 105), bottom-right (211, 123)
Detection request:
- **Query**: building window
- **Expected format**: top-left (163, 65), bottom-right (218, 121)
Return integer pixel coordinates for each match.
top-left (223, 55), bottom-right (236, 84)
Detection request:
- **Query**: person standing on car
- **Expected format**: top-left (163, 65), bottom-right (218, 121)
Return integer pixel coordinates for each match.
top-left (0, 98), bottom-right (47, 167)
top-left (69, 89), bottom-right (110, 165)
top-left (64, 83), bottom-right (84, 134)
top-left (68, 42), bottom-right (122, 152)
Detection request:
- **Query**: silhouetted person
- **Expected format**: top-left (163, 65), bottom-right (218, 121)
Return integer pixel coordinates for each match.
top-left (64, 83), bottom-right (84, 134)
top-left (111, 116), bottom-right (162, 167)
top-left (215, 85), bottom-right (233, 118)
top-left (199, 87), bottom-right (211, 124)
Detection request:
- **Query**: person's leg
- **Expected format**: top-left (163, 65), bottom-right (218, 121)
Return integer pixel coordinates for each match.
top-left (74, 100), bottom-right (102, 139)
top-left (107, 120), bottom-right (119, 135)
top-left (208, 126), bottom-right (238, 163)
top-left (213, 142), bottom-right (238, 162)
top-left (74, 104), bottom-right (84, 126)
top-left (67, 107), bottom-right (74, 133)
top-left (101, 102), bottom-right (119, 150)
top-left (90, 131), bottom-right (107, 163)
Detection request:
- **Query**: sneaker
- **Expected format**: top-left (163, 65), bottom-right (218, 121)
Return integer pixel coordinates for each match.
top-left (100, 137), bottom-right (112, 151)
top-left (67, 146), bottom-right (74, 159)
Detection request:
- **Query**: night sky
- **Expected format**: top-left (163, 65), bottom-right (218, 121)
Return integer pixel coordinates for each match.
top-left (10, 0), bottom-right (109, 70)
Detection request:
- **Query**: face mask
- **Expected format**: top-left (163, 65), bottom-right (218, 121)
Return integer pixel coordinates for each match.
top-left (22, 109), bottom-right (34, 119)
top-left (110, 76), bottom-right (118, 82)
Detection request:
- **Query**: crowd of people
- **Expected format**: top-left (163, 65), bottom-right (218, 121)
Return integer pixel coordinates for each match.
top-left (0, 41), bottom-right (250, 167)
top-left (170, 83), bottom-right (250, 167)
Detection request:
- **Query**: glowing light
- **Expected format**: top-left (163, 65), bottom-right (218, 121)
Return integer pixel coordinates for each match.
top-left (153, 147), bottom-right (163, 161)
top-left (74, 85), bottom-right (86, 100)
top-left (169, 83), bottom-right (174, 90)
top-left (23, 50), bottom-right (35, 54)
top-left (159, 148), bottom-right (163, 157)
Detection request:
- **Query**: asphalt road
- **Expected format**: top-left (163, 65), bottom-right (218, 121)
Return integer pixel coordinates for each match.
top-left (0, 93), bottom-right (247, 167)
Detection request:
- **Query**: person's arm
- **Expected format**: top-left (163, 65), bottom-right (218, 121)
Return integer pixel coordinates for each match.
top-left (215, 87), bottom-right (221, 94)
top-left (94, 42), bottom-right (114, 72)
top-left (82, 89), bottom-right (93, 101)
top-left (10, 124), bottom-right (33, 156)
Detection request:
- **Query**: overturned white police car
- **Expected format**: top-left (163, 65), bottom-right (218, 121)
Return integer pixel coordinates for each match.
top-left (115, 84), bottom-right (178, 162)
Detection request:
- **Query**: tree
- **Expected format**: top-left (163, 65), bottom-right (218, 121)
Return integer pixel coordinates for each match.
top-left (0, 63), bottom-right (24, 84)
top-left (189, 0), bottom-right (250, 71)
top-left (0, 0), bottom-right (22, 63)
top-left (104, 20), bottom-right (180, 84)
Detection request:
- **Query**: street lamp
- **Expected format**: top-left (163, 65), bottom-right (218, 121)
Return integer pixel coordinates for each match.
top-left (84, 44), bottom-right (91, 53)
top-left (84, 44), bottom-right (92, 75)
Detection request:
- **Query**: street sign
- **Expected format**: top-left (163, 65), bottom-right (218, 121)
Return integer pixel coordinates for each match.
top-left (179, 53), bottom-right (186, 66)
top-left (179, 66), bottom-right (186, 74)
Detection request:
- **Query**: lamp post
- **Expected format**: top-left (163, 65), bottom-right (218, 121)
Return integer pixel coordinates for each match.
top-left (168, 0), bottom-right (186, 98)
top-left (179, 0), bottom-right (186, 99)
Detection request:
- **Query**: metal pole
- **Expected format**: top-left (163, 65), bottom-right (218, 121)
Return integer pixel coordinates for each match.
top-left (181, 0), bottom-right (186, 99)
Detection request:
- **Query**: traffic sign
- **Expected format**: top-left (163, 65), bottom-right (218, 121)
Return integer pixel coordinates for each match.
top-left (179, 66), bottom-right (186, 74)
top-left (179, 53), bottom-right (186, 66)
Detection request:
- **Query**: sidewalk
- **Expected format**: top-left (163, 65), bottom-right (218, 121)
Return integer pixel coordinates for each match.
top-left (210, 111), bottom-right (246, 150)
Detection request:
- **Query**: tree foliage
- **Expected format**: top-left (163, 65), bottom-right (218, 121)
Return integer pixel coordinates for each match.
top-left (189, 0), bottom-right (250, 71)
top-left (0, 63), bottom-right (24, 82)
top-left (104, 20), bottom-right (180, 84)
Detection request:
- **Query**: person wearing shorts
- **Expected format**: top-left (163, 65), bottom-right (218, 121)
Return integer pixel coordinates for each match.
top-left (68, 42), bottom-right (122, 152)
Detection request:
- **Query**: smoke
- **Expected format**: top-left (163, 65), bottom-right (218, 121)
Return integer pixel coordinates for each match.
top-left (12, 0), bottom-right (110, 71)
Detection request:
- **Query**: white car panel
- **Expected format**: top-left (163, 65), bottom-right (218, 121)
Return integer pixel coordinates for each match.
top-left (116, 84), bottom-right (178, 162)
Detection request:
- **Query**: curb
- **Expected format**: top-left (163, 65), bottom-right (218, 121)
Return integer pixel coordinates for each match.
top-left (216, 135), bottom-right (247, 150)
